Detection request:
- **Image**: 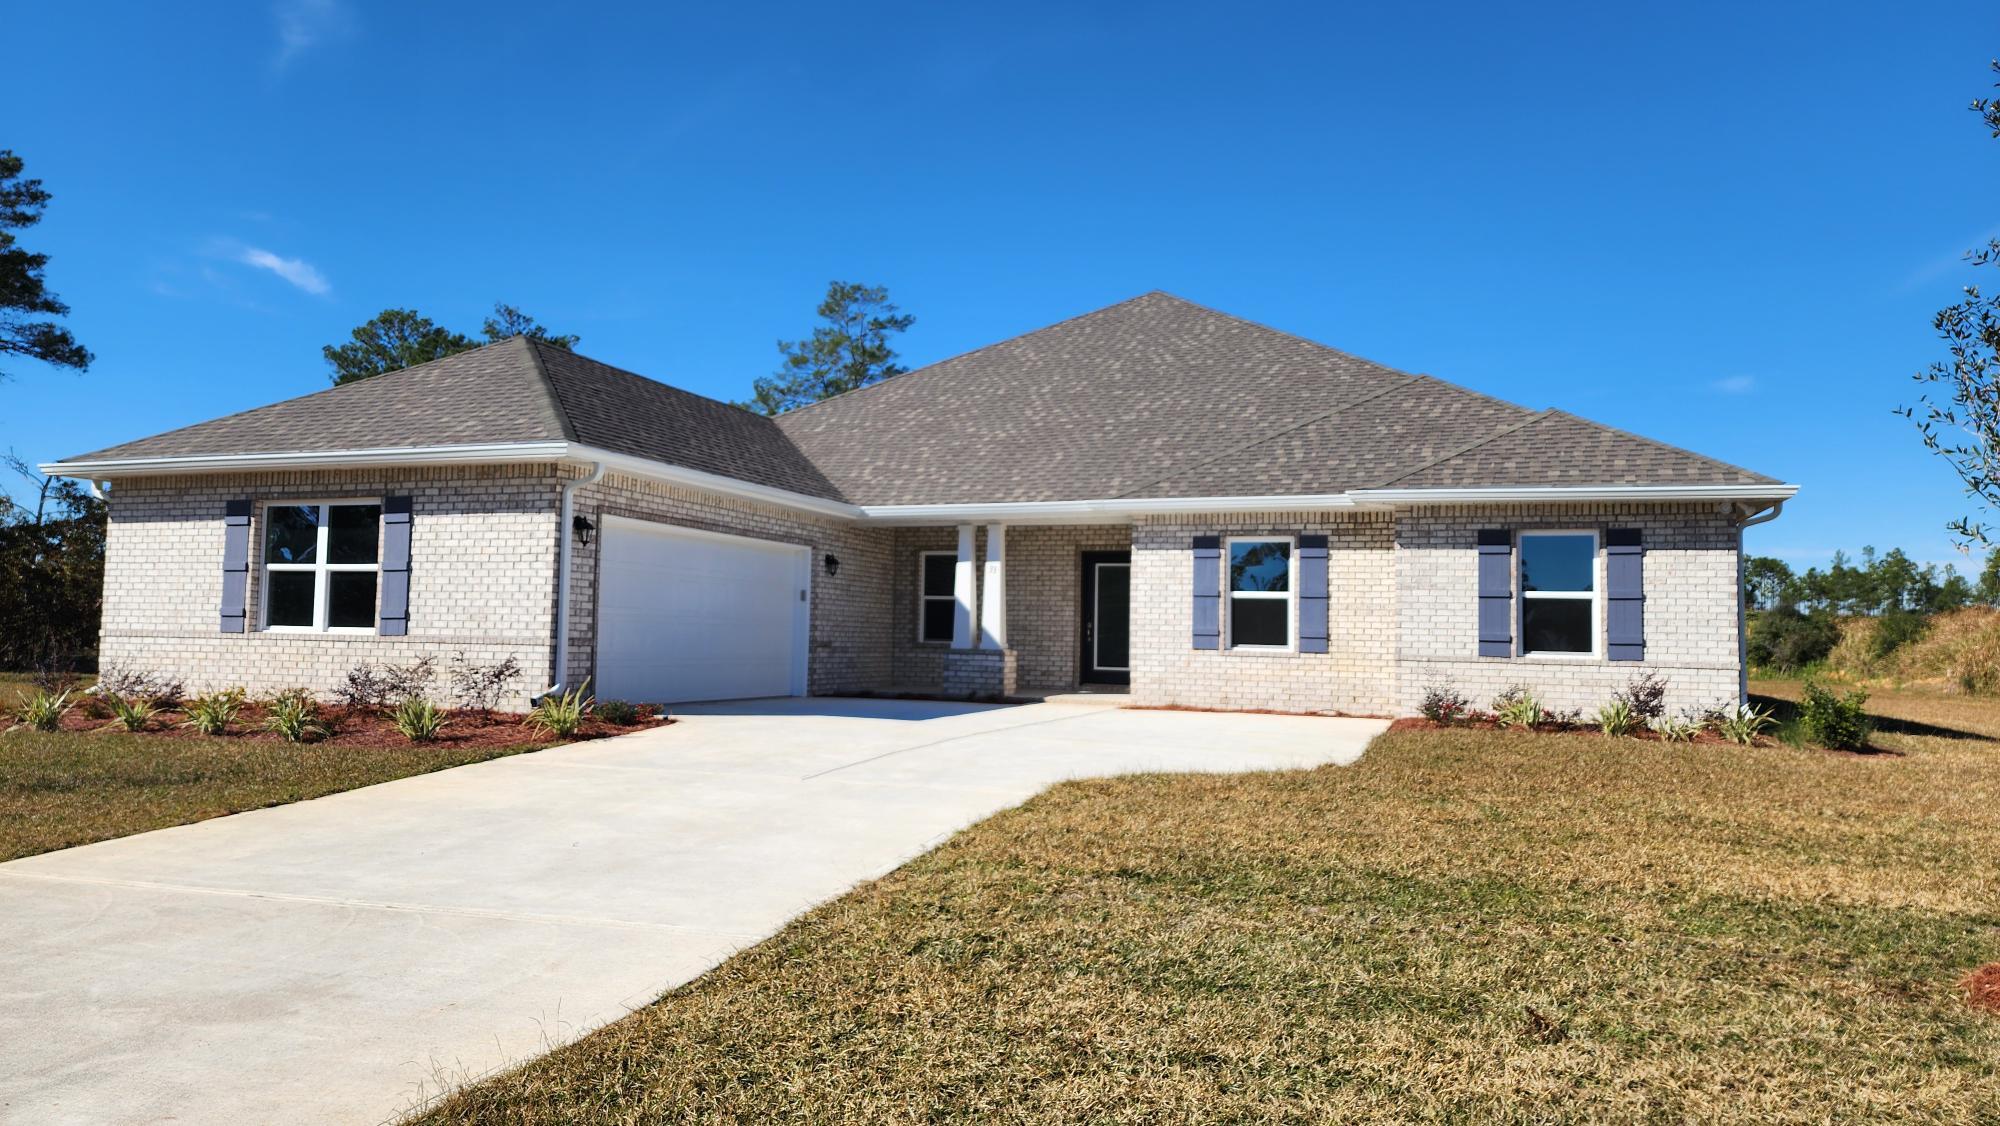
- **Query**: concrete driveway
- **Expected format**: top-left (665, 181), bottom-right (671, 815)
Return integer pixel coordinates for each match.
top-left (0, 697), bottom-right (1385, 1125)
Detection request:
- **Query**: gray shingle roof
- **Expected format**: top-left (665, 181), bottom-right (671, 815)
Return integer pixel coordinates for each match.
top-left (59, 291), bottom-right (1784, 503)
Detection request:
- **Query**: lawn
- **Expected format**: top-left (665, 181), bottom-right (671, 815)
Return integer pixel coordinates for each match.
top-left (414, 680), bottom-right (2000, 1124)
top-left (0, 673), bottom-right (556, 862)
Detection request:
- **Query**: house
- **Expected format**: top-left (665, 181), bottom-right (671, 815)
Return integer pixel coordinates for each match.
top-left (42, 293), bottom-right (1794, 715)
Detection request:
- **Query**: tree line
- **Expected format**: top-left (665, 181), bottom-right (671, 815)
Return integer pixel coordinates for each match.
top-left (1742, 547), bottom-right (2000, 616)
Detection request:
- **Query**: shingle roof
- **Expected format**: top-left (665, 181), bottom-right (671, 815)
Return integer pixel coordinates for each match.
top-left (59, 292), bottom-right (1785, 503)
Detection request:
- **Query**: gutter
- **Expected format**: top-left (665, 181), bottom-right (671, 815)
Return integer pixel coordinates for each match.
top-left (540, 459), bottom-right (607, 701)
top-left (1348, 484), bottom-right (1799, 505)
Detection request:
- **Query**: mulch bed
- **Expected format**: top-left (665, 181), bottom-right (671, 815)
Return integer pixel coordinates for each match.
top-left (46, 701), bottom-right (670, 749)
top-left (1388, 715), bottom-right (1762, 748)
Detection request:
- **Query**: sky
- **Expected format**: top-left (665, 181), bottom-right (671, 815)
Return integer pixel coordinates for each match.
top-left (4, 1), bottom-right (1997, 574)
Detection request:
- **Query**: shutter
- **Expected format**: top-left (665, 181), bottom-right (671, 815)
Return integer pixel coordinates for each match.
top-left (220, 499), bottom-right (252, 634)
top-left (1297, 534), bottom-right (1328, 653)
top-left (378, 495), bottom-right (413, 636)
top-left (1605, 527), bottom-right (1644, 661)
top-left (1477, 529), bottom-right (1512, 657)
top-left (1192, 536), bottom-right (1221, 650)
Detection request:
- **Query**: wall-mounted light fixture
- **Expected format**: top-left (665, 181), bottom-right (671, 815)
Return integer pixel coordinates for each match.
top-left (572, 514), bottom-right (595, 547)
top-left (824, 553), bottom-right (841, 576)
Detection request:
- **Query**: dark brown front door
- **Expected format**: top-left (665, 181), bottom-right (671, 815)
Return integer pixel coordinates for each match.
top-left (1080, 551), bottom-right (1131, 685)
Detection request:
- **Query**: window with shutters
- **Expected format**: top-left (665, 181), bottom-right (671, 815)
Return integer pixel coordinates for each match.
top-left (261, 501), bottom-right (382, 632)
top-left (1226, 536), bottom-right (1295, 650)
top-left (1517, 531), bottom-right (1598, 657)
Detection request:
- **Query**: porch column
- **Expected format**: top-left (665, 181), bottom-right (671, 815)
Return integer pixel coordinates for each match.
top-left (979, 523), bottom-right (1007, 649)
top-left (951, 523), bottom-right (978, 649)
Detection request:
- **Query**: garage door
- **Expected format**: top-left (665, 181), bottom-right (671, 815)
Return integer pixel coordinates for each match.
top-left (595, 516), bottom-right (810, 704)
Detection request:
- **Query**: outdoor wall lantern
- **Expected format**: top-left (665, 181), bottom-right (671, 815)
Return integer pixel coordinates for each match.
top-left (825, 554), bottom-right (841, 576)
top-left (572, 514), bottom-right (595, 546)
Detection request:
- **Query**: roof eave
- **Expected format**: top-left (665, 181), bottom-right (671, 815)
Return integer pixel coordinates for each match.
top-left (1348, 483), bottom-right (1799, 504)
top-left (40, 441), bottom-right (575, 478)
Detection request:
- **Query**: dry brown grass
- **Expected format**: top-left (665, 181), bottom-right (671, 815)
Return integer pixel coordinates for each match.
top-left (1822, 607), bottom-right (2000, 694)
top-left (413, 681), bottom-right (2000, 1124)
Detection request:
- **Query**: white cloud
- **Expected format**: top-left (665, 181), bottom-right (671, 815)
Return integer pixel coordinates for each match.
top-left (273, 0), bottom-right (353, 69)
top-left (236, 246), bottom-right (330, 295)
top-left (1710, 375), bottom-right (1756, 395)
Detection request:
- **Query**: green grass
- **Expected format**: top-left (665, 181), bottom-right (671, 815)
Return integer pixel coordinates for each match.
top-left (0, 673), bottom-right (550, 862)
top-left (413, 679), bottom-right (2000, 1124)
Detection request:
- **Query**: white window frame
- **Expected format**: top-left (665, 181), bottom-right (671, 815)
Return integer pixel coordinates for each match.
top-left (917, 549), bottom-right (956, 644)
top-left (1517, 529), bottom-right (1600, 659)
top-left (1224, 535), bottom-right (1297, 653)
top-left (260, 499), bottom-right (383, 634)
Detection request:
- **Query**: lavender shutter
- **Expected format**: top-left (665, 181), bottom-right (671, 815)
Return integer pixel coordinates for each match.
top-left (219, 499), bottom-right (252, 634)
top-left (1477, 529), bottom-right (1512, 657)
top-left (1605, 527), bottom-right (1644, 661)
top-left (1192, 536), bottom-right (1221, 650)
top-left (1298, 534), bottom-right (1328, 653)
top-left (378, 496), bottom-right (412, 636)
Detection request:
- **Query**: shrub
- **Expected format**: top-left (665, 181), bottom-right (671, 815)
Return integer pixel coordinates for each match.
top-left (104, 694), bottom-right (156, 732)
top-left (95, 665), bottom-right (185, 708)
top-left (1648, 711), bottom-right (1702, 743)
top-left (1493, 686), bottom-right (1544, 729)
top-left (391, 698), bottom-right (448, 743)
top-left (1613, 671), bottom-right (1670, 723)
top-left (526, 681), bottom-right (593, 739)
top-left (264, 690), bottom-right (329, 744)
top-left (1595, 698), bottom-right (1639, 737)
top-left (1799, 678), bottom-right (1872, 751)
top-left (182, 689), bottom-right (246, 736)
top-left (1872, 611), bottom-right (1931, 659)
top-left (1747, 607), bottom-right (1840, 672)
top-left (11, 688), bottom-right (74, 732)
top-left (1419, 683), bottom-right (1469, 725)
top-left (336, 657), bottom-right (436, 712)
top-left (595, 699), bottom-right (646, 726)
top-left (1712, 702), bottom-right (1776, 746)
top-left (450, 653), bottom-right (523, 715)
top-left (1881, 607), bottom-right (2000, 694)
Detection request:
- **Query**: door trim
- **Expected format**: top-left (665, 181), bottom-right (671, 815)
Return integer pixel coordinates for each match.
top-left (1079, 550), bottom-right (1131, 686)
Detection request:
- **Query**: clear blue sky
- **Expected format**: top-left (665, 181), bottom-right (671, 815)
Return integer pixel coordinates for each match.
top-left (6, 2), bottom-right (1996, 573)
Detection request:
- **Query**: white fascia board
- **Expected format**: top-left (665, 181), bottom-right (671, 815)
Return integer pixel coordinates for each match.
top-left (1348, 484), bottom-right (1800, 504)
top-left (858, 494), bottom-right (1370, 525)
top-left (39, 441), bottom-right (574, 478)
top-left (566, 444), bottom-right (863, 520)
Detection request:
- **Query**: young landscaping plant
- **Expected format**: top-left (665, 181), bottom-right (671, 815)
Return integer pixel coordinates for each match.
top-left (1713, 702), bottom-right (1777, 747)
top-left (264, 690), bottom-right (329, 744)
top-left (10, 689), bottom-right (73, 732)
top-left (104, 694), bottom-right (156, 732)
top-left (1420, 683), bottom-right (1469, 725)
top-left (594, 699), bottom-right (645, 726)
top-left (1648, 711), bottom-right (1702, 743)
top-left (1493, 687), bottom-right (1545, 729)
top-left (527, 681), bottom-right (594, 739)
top-left (181, 689), bottom-right (245, 736)
top-left (391, 698), bottom-right (448, 743)
top-left (1595, 697), bottom-right (1639, 737)
top-left (1800, 678), bottom-right (1873, 751)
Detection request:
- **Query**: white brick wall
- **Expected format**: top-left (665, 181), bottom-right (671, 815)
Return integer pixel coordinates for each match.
top-left (99, 466), bottom-right (562, 705)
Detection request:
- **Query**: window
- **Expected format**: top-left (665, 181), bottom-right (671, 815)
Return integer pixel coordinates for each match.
top-left (263, 501), bottom-right (382, 631)
top-left (918, 550), bottom-right (956, 643)
top-left (1226, 537), bottom-right (1293, 649)
top-left (1518, 531), bottom-right (1597, 656)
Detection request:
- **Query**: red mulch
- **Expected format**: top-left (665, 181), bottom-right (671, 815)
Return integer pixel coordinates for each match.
top-left (1388, 715), bottom-right (1760, 747)
top-left (51, 701), bottom-right (670, 749)
top-left (1962, 964), bottom-right (2000, 1014)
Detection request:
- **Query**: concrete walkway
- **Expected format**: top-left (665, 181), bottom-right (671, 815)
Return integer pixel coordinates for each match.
top-left (0, 698), bottom-right (1384, 1125)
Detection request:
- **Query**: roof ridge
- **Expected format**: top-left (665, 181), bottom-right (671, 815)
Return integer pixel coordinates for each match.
top-left (1536, 409), bottom-right (1779, 485)
top-left (1364, 408), bottom-right (1557, 489)
top-left (773, 291), bottom-right (1177, 423)
top-left (520, 338), bottom-right (579, 442)
top-left (1112, 375), bottom-right (1424, 499)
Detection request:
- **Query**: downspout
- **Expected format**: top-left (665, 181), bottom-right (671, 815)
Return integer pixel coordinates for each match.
top-left (540, 460), bottom-right (607, 700)
top-left (1731, 500), bottom-right (1786, 701)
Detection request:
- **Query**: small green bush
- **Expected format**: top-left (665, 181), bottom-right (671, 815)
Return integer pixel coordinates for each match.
top-left (595, 699), bottom-right (646, 726)
top-left (1871, 611), bottom-right (1931, 660)
top-left (1712, 702), bottom-right (1776, 747)
top-left (104, 694), bottom-right (157, 732)
top-left (1419, 683), bottom-right (1468, 725)
top-left (264, 690), bottom-right (329, 744)
top-left (1493, 686), bottom-right (1544, 729)
top-left (391, 698), bottom-right (448, 743)
top-left (1595, 698), bottom-right (1639, 737)
top-left (1799, 679), bottom-right (1872, 751)
top-left (527, 681), bottom-right (594, 739)
top-left (1748, 608), bottom-right (1841, 672)
top-left (1648, 711), bottom-right (1702, 743)
top-left (11, 688), bottom-right (74, 732)
top-left (181, 689), bottom-right (245, 736)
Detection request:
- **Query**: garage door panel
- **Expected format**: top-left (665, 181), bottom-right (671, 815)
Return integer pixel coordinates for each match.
top-left (596, 519), bottom-right (808, 704)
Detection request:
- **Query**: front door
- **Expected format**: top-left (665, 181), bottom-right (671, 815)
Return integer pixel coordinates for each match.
top-left (1080, 551), bottom-right (1131, 686)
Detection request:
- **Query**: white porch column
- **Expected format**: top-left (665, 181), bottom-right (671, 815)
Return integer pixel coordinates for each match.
top-left (951, 523), bottom-right (978, 649)
top-left (979, 523), bottom-right (1007, 649)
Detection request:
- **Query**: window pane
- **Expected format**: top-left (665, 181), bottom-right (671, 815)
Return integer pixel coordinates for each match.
top-left (921, 598), bottom-right (955, 643)
top-left (1523, 598), bottom-right (1592, 653)
top-left (265, 505), bottom-right (319, 564)
top-left (1230, 597), bottom-right (1288, 647)
top-left (1521, 534), bottom-right (1594, 592)
top-left (1230, 541), bottom-right (1290, 592)
top-left (328, 504), bottom-right (381, 564)
top-left (921, 553), bottom-right (955, 597)
top-left (267, 571), bottom-right (316, 627)
top-left (328, 571), bottom-right (378, 629)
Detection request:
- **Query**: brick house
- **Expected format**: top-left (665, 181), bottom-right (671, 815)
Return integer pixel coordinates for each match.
top-left (43, 293), bottom-right (1794, 715)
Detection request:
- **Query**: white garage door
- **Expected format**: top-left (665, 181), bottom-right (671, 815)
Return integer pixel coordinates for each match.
top-left (595, 516), bottom-right (810, 704)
